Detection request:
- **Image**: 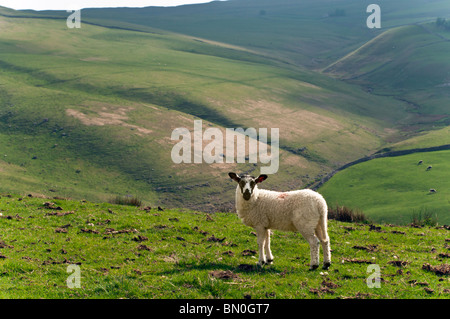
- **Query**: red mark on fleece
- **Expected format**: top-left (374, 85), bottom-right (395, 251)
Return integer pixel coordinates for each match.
top-left (277, 193), bottom-right (288, 200)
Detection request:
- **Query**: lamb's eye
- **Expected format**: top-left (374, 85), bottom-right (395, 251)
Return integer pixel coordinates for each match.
top-left (250, 181), bottom-right (255, 187)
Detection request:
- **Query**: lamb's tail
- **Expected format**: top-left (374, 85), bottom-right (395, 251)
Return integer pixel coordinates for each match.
top-left (315, 200), bottom-right (329, 243)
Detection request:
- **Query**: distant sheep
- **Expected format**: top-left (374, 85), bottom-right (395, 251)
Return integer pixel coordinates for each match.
top-left (228, 172), bottom-right (331, 270)
top-left (426, 165), bottom-right (432, 171)
top-left (429, 189), bottom-right (437, 193)
top-left (417, 160), bottom-right (423, 165)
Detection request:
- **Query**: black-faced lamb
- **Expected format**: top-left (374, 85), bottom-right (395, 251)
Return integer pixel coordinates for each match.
top-left (228, 172), bottom-right (331, 270)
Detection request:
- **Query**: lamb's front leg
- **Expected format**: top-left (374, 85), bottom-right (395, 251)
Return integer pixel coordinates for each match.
top-left (255, 227), bottom-right (267, 266)
top-left (264, 229), bottom-right (274, 265)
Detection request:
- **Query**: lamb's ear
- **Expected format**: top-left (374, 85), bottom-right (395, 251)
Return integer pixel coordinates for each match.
top-left (228, 172), bottom-right (241, 183)
top-left (255, 174), bottom-right (268, 184)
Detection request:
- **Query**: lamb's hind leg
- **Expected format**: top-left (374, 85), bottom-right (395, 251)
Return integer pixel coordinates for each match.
top-left (295, 218), bottom-right (321, 270)
top-left (297, 226), bottom-right (320, 270)
top-left (306, 234), bottom-right (320, 270)
top-left (315, 217), bottom-right (331, 270)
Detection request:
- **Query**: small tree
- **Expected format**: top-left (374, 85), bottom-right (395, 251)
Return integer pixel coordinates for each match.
top-left (436, 17), bottom-right (445, 27)
top-left (436, 17), bottom-right (450, 31)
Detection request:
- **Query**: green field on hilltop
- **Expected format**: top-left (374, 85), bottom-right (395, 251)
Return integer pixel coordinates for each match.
top-left (0, 194), bottom-right (449, 299)
top-left (388, 126), bottom-right (450, 151)
top-left (319, 150), bottom-right (450, 225)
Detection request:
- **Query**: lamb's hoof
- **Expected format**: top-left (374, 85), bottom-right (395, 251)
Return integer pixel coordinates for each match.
top-left (309, 265), bottom-right (319, 271)
top-left (257, 261), bottom-right (266, 268)
top-left (266, 259), bottom-right (274, 265)
top-left (323, 262), bottom-right (331, 270)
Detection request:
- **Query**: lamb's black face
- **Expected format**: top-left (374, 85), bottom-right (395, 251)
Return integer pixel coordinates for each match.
top-left (228, 172), bottom-right (268, 201)
top-left (239, 176), bottom-right (256, 201)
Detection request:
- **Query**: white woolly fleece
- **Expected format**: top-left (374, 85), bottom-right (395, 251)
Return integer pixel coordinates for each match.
top-left (236, 186), bottom-right (327, 231)
top-left (234, 183), bottom-right (331, 269)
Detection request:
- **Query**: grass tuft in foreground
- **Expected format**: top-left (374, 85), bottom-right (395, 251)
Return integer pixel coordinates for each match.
top-left (109, 195), bottom-right (143, 207)
top-left (328, 205), bottom-right (368, 224)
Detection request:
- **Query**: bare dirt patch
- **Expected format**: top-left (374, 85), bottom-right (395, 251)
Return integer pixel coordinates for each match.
top-left (209, 270), bottom-right (240, 280)
top-left (388, 260), bottom-right (409, 267)
top-left (241, 249), bottom-right (257, 256)
top-left (422, 263), bottom-right (450, 275)
top-left (352, 245), bottom-right (378, 252)
top-left (240, 99), bottom-right (344, 140)
top-left (66, 106), bottom-right (153, 136)
top-left (342, 257), bottom-right (373, 264)
top-left (45, 211), bottom-right (74, 217)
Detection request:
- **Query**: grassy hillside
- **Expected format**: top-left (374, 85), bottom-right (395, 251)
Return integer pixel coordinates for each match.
top-left (0, 12), bottom-right (418, 211)
top-left (0, 194), bottom-right (449, 299)
top-left (319, 150), bottom-right (450, 225)
top-left (0, 0), bottom-right (448, 217)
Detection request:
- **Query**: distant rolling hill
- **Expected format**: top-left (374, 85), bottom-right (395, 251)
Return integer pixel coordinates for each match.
top-left (0, 0), bottom-right (448, 216)
top-left (67, 0), bottom-right (450, 70)
top-left (324, 23), bottom-right (450, 130)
